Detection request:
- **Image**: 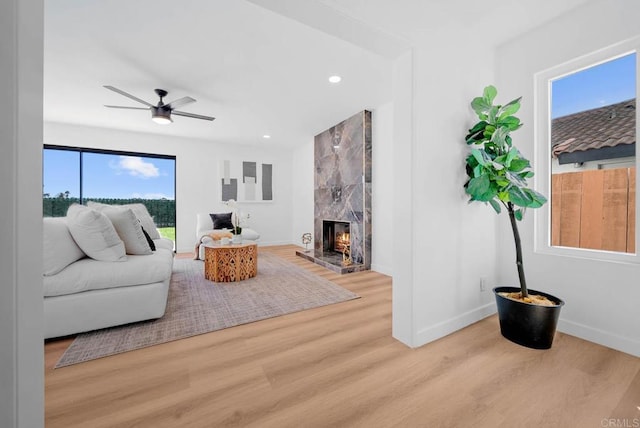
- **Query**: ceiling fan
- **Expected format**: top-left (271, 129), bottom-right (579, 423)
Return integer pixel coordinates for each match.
top-left (103, 85), bottom-right (215, 124)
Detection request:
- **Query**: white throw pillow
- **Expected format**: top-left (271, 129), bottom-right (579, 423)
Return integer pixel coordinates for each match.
top-left (87, 201), bottom-right (160, 240)
top-left (66, 204), bottom-right (127, 262)
top-left (99, 206), bottom-right (153, 255)
top-left (42, 217), bottom-right (86, 276)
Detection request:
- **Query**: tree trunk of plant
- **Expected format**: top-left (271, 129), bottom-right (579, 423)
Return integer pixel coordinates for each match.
top-left (507, 203), bottom-right (528, 298)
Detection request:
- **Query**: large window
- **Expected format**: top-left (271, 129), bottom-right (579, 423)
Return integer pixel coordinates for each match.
top-left (536, 39), bottom-right (639, 262)
top-left (43, 146), bottom-right (176, 244)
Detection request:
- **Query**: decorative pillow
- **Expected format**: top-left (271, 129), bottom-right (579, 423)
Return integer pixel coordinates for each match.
top-left (42, 217), bottom-right (86, 276)
top-left (142, 227), bottom-right (156, 251)
top-left (210, 212), bottom-right (234, 230)
top-left (66, 204), bottom-right (127, 262)
top-left (87, 201), bottom-right (160, 240)
top-left (99, 206), bottom-right (153, 255)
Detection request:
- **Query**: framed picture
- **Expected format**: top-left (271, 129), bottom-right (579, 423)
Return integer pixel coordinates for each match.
top-left (220, 159), bottom-right (273, 202)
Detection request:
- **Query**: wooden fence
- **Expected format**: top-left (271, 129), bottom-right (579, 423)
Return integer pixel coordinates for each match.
top-left (551, 167), bottom-right (636, 253)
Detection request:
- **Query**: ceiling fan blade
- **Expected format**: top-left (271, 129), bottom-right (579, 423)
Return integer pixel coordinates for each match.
top-left (103, 85), bottom-right (154, 107)
top-left (104, 105), bottom-right (149, 110)
top-left (165, 96), bottom-right (196, 111)
top-left (172, 110), bottom-right (216, 121)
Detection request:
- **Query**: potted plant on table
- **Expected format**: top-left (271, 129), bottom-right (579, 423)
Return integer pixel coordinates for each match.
top-left (464, 85), bottom-right (564, 349)
top-left (224, 199), bottom-right (243, 243)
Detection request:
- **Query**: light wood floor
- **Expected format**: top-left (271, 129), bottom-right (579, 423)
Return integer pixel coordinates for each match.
top-left (45, 245), bottom-right (640, 427)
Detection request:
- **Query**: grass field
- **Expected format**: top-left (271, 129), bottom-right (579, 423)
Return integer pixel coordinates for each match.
top-left (158, 227), bottom-right (175, 242)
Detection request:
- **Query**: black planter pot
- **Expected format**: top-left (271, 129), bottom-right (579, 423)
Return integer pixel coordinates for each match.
top-left (493, 286), bottom-right (565, 350)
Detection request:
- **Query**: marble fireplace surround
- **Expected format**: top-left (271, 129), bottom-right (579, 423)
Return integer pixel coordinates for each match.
top-left (296, 110), bottom-right (372, 274)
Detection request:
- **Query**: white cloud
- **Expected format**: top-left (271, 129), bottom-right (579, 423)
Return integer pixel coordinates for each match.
top-left (113, 156), bottom-right (159, 179)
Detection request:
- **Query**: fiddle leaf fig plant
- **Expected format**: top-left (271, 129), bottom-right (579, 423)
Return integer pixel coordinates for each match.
top-left (464, 85), bottom-right (547, 298)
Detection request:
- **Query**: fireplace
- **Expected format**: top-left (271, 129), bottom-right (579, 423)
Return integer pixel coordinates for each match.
top-left (295, 110), bottom-right (371, 274)
top-left (323, 220), bottom-right (350, 254)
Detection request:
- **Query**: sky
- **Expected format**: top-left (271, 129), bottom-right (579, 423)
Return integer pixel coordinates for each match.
top-left (43, 150), bottom-right (175, 200)
top-left (551, 52), bottom-right (636, 118)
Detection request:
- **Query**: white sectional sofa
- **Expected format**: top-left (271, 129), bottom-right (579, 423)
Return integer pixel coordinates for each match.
top-left (43, 203), bottom-right (174, 339)
top-left (195, 212), bottom-right (260, 260)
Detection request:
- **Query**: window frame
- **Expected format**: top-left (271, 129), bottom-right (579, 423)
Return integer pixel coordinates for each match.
top-left (534, 37), bottom-right (640, 264)
top-left (43, 144), bottom-right (177, 244)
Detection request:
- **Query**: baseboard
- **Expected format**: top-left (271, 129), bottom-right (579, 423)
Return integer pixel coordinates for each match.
top-left (371, 263), bottom-right (392, 276)
top-left (414, 302), bottom-right (496, 348)
top-left (558, 319), bottom-right (640, 357)
top-left (258, 240), bottom-right (296, 247)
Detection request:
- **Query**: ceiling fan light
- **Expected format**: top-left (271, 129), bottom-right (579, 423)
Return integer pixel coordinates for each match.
top-left (152, 115), bottom-right (172, 125)
top-left (151, 107), bottom-right (172, 125)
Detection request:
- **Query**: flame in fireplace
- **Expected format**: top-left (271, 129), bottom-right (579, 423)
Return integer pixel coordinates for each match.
top-left (336, 232), bottom-right (350, 251)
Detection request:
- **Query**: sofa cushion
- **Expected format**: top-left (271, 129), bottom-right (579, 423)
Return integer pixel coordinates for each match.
top-left (43, 217), bottom-right (86, 276)
top-left (43, 248), bottom-right (174, 297)
top-left (66, 204), bottom-right (127, 262)
top-left (87, 201), bottom-right (160, 240)
top-left (154, 237), bottom-right (175, 251)
top-left (99, 206), bottom-right (153, 255)
top-left (210, 212), bottom-right (234, 230)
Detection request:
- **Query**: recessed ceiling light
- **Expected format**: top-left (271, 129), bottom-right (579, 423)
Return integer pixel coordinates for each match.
top-left (263, 135), bottom-right (271, 139)
top-left (328, 75), bottom-right (342, 83)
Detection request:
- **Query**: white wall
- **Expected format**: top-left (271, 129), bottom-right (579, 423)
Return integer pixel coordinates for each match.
top-left (407, 38), bottom-right (498, 347)
top-left (391, 36), bottom-right (499, 347)
top-left (371, 102), bottom-right (394, 275)
top-left (0, 0), bottom-right (44, 426)
top-left (44, 122), bottom-right (293, 253)
top-left (496, 0), bottom-right (640, 356)
top-left (291, 138), bottom-right (314, 249)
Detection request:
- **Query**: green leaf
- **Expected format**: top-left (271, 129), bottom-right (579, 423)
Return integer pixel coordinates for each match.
top-left (468, 121), bottom-right (488, 134)
top-left (488, 105), bottom-right (499, 124)
top-left (483, 85), bottom-right (498, 104)
top-left (498, 97), bottom-right (521, 119)
top-left (490, 127), bottom-right (509, 149)
top-left (489, 199), bottom-right (502, 214)
top-left (508, 186), bottom-right (534, 207)
top-left (505, 147), bottom-right (518, 167)
top-left (471, 148), bottom-right (486, 166)
top-left (505, 171), bottom-right (526, 186)
top-left (466, 121), bottom-right (488, 144)
top-left (498, 191), bottom-right (510, 202)
top-left (467, 175), bottom-right (490, 197)
top-left (514, 209), bottom-right (523, 221)
top-left (523, 188), bottom-right (548, 208)
top-left (498, 116), bottom-right (522, 131)
top-left (509, 158), bottom-right (530, 172)
top-left (471, 97), bottom-right (491, 116)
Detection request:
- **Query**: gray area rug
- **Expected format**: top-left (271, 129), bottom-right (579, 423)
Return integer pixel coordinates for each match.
top-left (56, 253), bottom-right (359, 367)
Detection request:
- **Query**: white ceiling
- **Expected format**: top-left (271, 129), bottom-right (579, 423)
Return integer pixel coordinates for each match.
top-left (44, 0), bottom-right (592, 148)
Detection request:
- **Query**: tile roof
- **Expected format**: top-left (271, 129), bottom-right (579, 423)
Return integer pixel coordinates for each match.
top-left (551, 99), bottom-right (636, 158)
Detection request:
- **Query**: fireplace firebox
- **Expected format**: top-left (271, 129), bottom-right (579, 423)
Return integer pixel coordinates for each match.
top-left (323, 220), bottom-right (350, 254)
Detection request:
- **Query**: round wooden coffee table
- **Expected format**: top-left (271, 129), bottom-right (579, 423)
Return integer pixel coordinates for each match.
top-left (204, 242), bottom-right (258, 282)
